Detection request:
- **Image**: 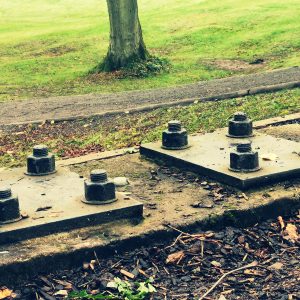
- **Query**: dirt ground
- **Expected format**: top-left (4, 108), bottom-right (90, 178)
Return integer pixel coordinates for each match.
top-left (7, 212), bottom-right (300, 300)
top-left (259, 124), bottom-right (300, 142)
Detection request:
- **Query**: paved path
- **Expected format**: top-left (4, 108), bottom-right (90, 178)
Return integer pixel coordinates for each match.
top-left (1, 67), bottom-right (299, 125)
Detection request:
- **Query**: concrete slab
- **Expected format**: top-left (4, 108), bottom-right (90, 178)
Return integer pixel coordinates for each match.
top-left (0, 167), bottom-right (143, 244)
top-left (0, 153), bottom-right (299, 284)
top-left (140, 129), bottom-right (300, 190)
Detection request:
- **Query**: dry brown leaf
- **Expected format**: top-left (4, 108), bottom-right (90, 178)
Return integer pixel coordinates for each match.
top-left (283, 224), bottom-right (298, 243)
top-left (268, 262), bottom-right (283, 270)
top-left (166, 250), bottom-right (185, 264)
top-left (244, 269), bottom-right (265, 276)
top-left (0, 287), bottom-right (12, 300)
top-left (54, 290), bottom-right (68, 296)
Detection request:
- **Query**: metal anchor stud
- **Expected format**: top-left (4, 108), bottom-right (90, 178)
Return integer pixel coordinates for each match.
top-left (229, 141), bottom-right (261, 172)
top-left (162, 120), bottom-right (189, 150)
top-left (26, 145), bottom-right (56, 176)
top-left (227, 112), bottom-right (253, 138)
top-left (83, 169), bottom-right (117, 204)
top-left (0, 187), bottom-right (21, 224)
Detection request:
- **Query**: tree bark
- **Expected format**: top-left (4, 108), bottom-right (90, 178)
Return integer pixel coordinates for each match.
top-left (103, 0), bottom-right (148, 71)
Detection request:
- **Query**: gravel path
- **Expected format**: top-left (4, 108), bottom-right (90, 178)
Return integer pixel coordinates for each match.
top-left (1, 67), bottom-right (299, 125)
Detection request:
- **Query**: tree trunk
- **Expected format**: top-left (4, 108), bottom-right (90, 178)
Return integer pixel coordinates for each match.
top-left (103, 0), bottom-right (148, 71)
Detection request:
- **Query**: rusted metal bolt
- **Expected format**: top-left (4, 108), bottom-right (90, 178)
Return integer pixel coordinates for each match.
top-left (26, 145), bottom-right (56, 176)
top-left (0, 187), bottom-right (21, 224)
top-left (83, 170), bottom-right (117, 204)
top-left (227, 112), bottom-right (253, 138)
top-left (229, 141), bottom-right (260, 172)
top-left (162, 120), bottom-right (189, 150)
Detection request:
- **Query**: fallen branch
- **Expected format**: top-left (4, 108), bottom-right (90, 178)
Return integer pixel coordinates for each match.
top-left (199, 261), bottom-right (258, 300)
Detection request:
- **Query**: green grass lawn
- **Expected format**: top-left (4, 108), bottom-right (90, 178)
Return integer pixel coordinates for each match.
top-left (1, 88), bottom-right (299, 168)
top-left (0, 0), bottom-right (299, 101)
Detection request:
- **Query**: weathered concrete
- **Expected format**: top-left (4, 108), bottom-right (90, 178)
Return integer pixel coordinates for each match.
top-left (0, 167), bottom-right (143, 244)
top-left (140, 129), bottom-right (300, 190)
top-left (0, 121), bottom-right (299, 284)
top-left (0, 153), bottom-right (299, 284)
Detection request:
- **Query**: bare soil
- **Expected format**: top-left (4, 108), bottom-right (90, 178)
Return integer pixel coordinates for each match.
top-left (201, 59), bottom-right (264, 72)
top-left (259, 124), bottom-right (300, 142)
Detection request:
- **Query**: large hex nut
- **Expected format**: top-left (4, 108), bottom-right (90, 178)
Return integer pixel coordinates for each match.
top-left (229, 142), bottom-right (261, 172)
top-left (162, 120), bottom-right (189, 150)
top-left (227, 112), bottom-right (253, 138)
top-left (83, 170), bottom-right (117, 205)
top-left (26, 145), bottom-right (56, 176)
top-left (0, 187), bottom-right (21, 224)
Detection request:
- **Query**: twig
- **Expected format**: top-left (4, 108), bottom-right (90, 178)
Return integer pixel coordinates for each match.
top-left (94, 251), bottom-right (101, 267)
top-left (110, 259), bottom-right (122, 269)
top-left (166, 224), bottom-right (194, 237)
top-left (152, 261), bottom-right (160, 272)
top-left (198, 261), bottom-right (258, 300)
top-left (201, 240), bottom-right (204, 258)
top-left (165, 232), bottom-right (184, 249)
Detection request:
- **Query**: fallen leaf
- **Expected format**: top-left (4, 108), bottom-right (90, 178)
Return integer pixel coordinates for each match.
top-left (268, 262), bottom-right (283, 270)
top-left (244, 269), bottom-right (265, 276)
top-left (211, 260), bottom-right (222, 268)
top-left (261, 153), bottom-right (278, 161)
top-left (0, 287), bottom-right (12, 300)
top-left (166, 251), bottom-right (185, 264)
top-left (54, 290), bottom-right (68, 296)
top-left (283, 224), bottom-right (298, 243)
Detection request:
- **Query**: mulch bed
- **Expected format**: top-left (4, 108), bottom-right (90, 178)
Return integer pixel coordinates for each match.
top-left (2, 211), bottom-right (299, 300)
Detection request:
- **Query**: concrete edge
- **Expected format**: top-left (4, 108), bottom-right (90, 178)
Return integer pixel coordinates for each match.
top-left (2, 80), bottom-right (300, 128)
top-left (57, 148), bottom-right (134, 167)
top-left (1, 194), bottom-right (299, 285)
top-left (53, 112), bottom-right (300, 167)
top-left (253, 112), bottom-right (300, 129)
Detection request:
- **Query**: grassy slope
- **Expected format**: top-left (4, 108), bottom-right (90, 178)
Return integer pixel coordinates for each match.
top-left (0, 89), bottom-right (299, 168)
top-left (0, 0), bottom-right (300, 101)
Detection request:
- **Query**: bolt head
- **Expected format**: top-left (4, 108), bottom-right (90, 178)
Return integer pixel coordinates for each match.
top-left (228, 112), bottom-right (253, 138)
top-left (0, 193), bottom-right (21, 224)
top-left (84, 180), bottom-right (116, 204)
top-left (162, 127), bottom-right (189, 150)
top-left (26, 154), bottom-right (56, 176)
top-left (229, 149), bottom-right (260, 172)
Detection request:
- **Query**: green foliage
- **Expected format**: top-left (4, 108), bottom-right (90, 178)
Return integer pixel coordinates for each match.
top-left (122, 57), bottom-right (170, 78)
top-left (68, 277), bottom-right (156, 300)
